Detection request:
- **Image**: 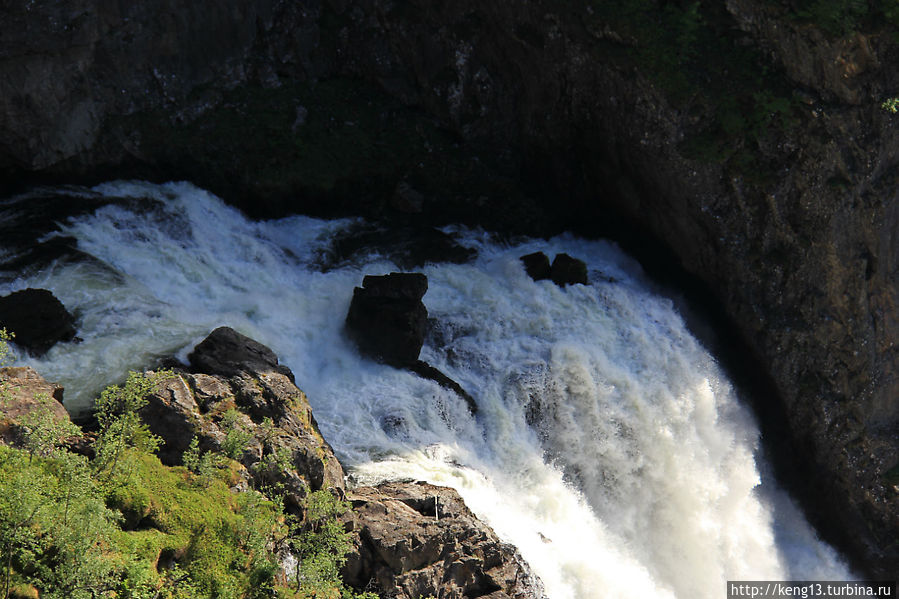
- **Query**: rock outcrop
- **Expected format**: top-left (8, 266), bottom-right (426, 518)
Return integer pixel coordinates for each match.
top-left (0, 288), bottom-right (77, 356)
top-left (0, 0), bottom-right (897, 575)
top-left (143, 328), bottom-right (541, 595)
top-left (346, 273), bottom-right (429, 367)
top-left (344, 481), bottom-right (545, 599)
top-left (519, 252), bottom-right (551, 282)
top-left (346, 273), bottom-right (478, 413)
top-left (0, 366), bottom-right (70, 446)
top-left (141, 327), bottom-right (345, 509)
top-left (550, 254), bottom-right (588, 287)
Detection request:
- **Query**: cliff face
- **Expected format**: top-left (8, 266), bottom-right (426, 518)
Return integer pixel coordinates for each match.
top-left (1, 0), bottom-right (896, 575)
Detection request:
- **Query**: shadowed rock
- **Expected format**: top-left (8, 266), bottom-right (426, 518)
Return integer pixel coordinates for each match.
top-left (0, 288), bottom-right (77, 356)
top-left (550, 254), bottom-right (588, 286)
top-left (520, 252), bottom-right (551, 281)
top-left (345, 272), bottom-right (428, 367)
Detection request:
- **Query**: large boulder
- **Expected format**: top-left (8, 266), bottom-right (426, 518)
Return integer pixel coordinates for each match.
top-left (0, 288), bottom-right (77, 356)
top-left (343, 481), bottom-right (545, 599)
top-left (520, 252), bottom-right (551, 281)
top-left (550, 254), bottom-right (588, 287)
top-left (187, 326), bottom-right (294, 382)
top-left (345, 273), bottom-right (428, 367)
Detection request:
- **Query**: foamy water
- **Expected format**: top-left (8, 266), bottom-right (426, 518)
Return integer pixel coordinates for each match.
top-left (2, 181), bottom-right (852, 598)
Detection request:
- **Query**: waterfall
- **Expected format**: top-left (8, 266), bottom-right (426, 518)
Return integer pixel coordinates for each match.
top-left (3, 181), bottom-right (852, 598)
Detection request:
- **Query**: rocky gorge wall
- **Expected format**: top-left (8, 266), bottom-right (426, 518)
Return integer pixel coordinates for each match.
top-left (0, 0), bottom-right (897, 576)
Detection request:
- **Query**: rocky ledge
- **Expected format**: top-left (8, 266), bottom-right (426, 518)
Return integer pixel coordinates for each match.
top-left (0, 327), bottom-right (544, 599)
top-left (139, 327), bottom-right (544, 598)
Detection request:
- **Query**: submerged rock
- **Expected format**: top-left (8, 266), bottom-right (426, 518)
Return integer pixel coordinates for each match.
top-left (520, 252), bottom-right (551, 281)
top-left (550, 254), bottom-right (588, 286)
top-left (344, 481), bottom-right (545, 599)
top-left (521, 252), bottom-right (588, 287)
top-left (346, 272), bottom-right (428, 367)
top-left (410, 360), bottom-right (478, 414)
top-left (0, 288), bottom-right (77, 356)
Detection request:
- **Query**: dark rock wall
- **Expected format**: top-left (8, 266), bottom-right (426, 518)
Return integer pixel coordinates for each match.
top-left (1, 0), bottom-right (897, 575)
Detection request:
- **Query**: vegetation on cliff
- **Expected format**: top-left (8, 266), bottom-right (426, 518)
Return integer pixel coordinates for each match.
top-left (0, 359), bottom-right (371, 599)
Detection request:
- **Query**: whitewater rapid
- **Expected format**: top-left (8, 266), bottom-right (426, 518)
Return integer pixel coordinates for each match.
top-left (3, 181), bottom-right (852, 598)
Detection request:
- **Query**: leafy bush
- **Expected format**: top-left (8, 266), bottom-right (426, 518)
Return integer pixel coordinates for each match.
top-left (93, 371), bottom-right (169, 479)
top-left (220, 409), bottom-right (253, 460)
top-left (0, 328), bottom-right (12, 367)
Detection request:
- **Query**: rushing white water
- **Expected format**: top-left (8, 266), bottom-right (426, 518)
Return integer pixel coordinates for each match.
top-left (4, 181), bottom-right (851, 598)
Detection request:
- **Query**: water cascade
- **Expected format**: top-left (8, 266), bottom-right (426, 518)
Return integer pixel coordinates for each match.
top-left (2, 181), bottom-right (851, 598)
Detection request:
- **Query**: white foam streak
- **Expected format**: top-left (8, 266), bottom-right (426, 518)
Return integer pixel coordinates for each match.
top-left (4, 181), bottom-right (852, 598)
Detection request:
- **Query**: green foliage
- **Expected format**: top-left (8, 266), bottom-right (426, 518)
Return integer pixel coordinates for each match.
top-left (882, 97), bottom-right (899, 113)
top-left (182, 437), bottom-right (225, 487)
top-left (93, 371), bottom-right (170, 478)
top-left (16, 394), bottom-right (81, 463)
top-left (0, 329), bottom-right (12, 368)
top-left (221, 409), bottom-right (253, 460)
top-left (0, 446), bottom-right (120, 599)
top-left (258, 446), bottom-right (294, 478)
top-left (791, 0), bottom-right (869, 35)
top-left (286, 490), bottom-right (354, 599)
top-left (100, 449), bottom-right (283, 599)
top-left (0, 371), bottom-right (367, 599)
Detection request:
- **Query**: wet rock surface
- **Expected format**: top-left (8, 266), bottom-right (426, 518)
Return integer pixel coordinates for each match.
top-left (550, 254), bottom-right (588, 287)
top-left (347, 273), bottom-right (478, 413)
top-left (520, 252), bottom-right (551, 282)
top-left (0, 288), bottom-right (77, 356)
top-left (343, 481), bottom-right (545, 599)
top-left (346, 272), bottom-right (429, 367)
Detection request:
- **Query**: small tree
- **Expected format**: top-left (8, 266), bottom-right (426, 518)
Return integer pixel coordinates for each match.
top-left (0, 329), bottom-right (13, 368)
top-left (220, 408), bottom-right (253, 460)
top-left (288, 490), bottom-right (353, 598)
top-left (16, 394), bottom-right (81, 464)
top-left (93, 371), bottom-right (170, 478)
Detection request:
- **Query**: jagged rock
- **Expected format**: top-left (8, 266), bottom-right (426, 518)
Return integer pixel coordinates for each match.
top-left (520, 252), bottom-right (551, 281)
top-left (188, 326), bottom-right (294, 382)
top-left (140, 373), bottom-right (205, 465)
top-left (0, 288), bottom-right (77, 356)
top-left (550, 254), bottom-right (588, 286)
top-left (343, 481), bottom-right (545, 599)
top-left (346, 273), bottom-right (429, 367)
top-left (145, 328), bottom-right (345, 509)
top-left (0, 366), bottom-right (70, 446)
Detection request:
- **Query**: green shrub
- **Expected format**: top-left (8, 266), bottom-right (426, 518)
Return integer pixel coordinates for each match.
top-left (220, 409), bottom-right (253, 460)
top-left (93, 371), bottom-right (170, 478)
top-left (0, 328), bottom-right (12, 367)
